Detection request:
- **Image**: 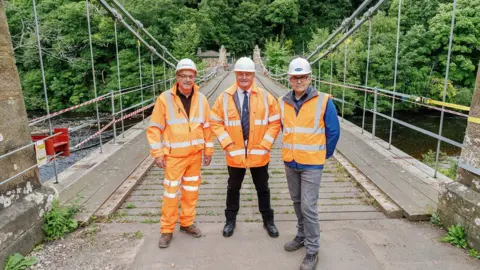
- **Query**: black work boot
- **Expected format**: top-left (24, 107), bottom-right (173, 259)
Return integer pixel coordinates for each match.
top-left (284, 236), bottom-right (305, 251)
top-left (223, 219), bottom-right (236, 237)
top-left (299, 252), bottom-right (319, 270)
top-left (263, 221), bottom-right (279, 238)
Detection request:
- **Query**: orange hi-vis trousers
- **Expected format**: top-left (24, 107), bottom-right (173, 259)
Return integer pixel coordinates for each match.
top-left (161, 151), bottom-right (202, 233)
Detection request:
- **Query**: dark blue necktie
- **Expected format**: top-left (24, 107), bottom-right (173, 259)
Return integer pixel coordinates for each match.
top-left (241, 91), bottom-right (249, 142)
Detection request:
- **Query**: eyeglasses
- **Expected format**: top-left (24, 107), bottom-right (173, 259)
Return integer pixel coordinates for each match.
top-left (178, 74), bottom-right (195, 80)
top-left (290, 75), bottom-right (310, 82)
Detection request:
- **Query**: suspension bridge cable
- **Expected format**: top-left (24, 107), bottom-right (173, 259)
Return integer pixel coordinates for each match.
top-left (310, 0), bottom-right (387, 66)
top-left (306, 0), bottom-right (374, 60)
top-left (97, 0), bottom-right (176, 68)
top-left (109, 0), bottom-right (179, 63)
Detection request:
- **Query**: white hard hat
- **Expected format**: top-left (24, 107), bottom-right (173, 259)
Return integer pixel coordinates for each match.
top-left (234, 57), bottom-right (255, 72)
top-left (287, 57), bottom-right (312, 75)
top-left (176, 58), bottom-right (197, 74)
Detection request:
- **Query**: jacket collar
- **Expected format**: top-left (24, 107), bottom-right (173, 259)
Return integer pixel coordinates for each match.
top-left (282, 85), bottom-right (318, 107)
top-left (225, 82), bottom-right (259, 95)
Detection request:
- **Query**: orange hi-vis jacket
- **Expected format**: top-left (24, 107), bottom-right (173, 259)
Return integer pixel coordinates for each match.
top-left (279, 91), bottom-right (330, 165)
top-left (210, 82), bottom-right (281, 168)
top-left (146, 83), bottom-right (214, 158)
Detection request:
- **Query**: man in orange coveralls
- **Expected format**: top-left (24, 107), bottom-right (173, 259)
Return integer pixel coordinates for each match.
top-left (146, 58), bottom-right (214, 248)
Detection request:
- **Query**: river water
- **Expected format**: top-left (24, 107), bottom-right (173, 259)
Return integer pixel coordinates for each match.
top-left (343, 109), bottom-right (467, 160)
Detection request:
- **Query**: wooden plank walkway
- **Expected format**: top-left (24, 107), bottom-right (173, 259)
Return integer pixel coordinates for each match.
top-left (337, 123), bottom-right (438, 220)
top-left (111, 73), bottom-right (385, 224)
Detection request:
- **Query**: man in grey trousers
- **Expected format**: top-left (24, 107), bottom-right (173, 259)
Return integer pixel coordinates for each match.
top-left (278, 57), bottom-right (340, 270)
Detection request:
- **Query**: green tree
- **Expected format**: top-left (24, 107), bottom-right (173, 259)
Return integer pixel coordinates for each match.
top-left (266, 0), bottom-right (299, 42)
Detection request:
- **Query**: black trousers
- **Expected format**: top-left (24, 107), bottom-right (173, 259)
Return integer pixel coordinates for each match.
top-left (225, 163), bottom-right (274, 223)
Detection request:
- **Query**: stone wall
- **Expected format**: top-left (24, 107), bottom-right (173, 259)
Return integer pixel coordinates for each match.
top-left (437, 61), bottom-right (480, 250)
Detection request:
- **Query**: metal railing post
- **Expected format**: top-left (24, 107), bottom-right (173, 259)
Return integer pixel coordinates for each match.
top-left (342, 29), bottom-right (348, 122)
top-left (434, 0), bottom-right (457, 178)
top-left (372, 87), bottom-right (378, 138)
top-left (362, 17), bottom-right (373, 134)
top-left (388, 0), bottom-right (402, 149)
top-left (114, 20), bottom-right (125, 137)
top-left (137, 40), bottom-right (144, 123)
top-left (85, 0), bottom-right (103, 153)
top-left (318, 60), bottom-right (321, 91)
top-left (110, 90), bottom-right (117, 144)
top-left (151, 53), bottom-right (155, 99)
top-left (33, 0), bottom-right (58, 183)
top-left (163, 52), bottom-right (167, 92)
top-left (330, 57), bottom-right (333, 95)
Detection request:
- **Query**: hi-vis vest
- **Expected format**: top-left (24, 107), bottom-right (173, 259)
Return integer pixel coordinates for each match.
top-left (146, 83), bottom-right (214, 158)
top-left (210, 83), bottom-right (281, 168)
top-left (279, 92), bottom-right (329, 165)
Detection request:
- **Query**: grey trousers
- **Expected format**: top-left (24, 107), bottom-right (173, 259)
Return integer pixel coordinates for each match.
top-left (284, 165), bottom-right (322, 254)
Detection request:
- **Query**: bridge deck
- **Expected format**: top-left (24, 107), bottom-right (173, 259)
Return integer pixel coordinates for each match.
top-left (112, 73), bottom-right (384, 224)
top-left (27, 73), bottom-right (479, 270)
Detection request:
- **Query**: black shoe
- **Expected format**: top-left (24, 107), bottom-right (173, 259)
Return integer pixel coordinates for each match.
top-left (223, 220), bottom-right (236, 237)
top-left (300, 252), bottom-right (319, 270)
top-left (263, 222), bottom-right (279, 238)
top-left (284, 236), bottom-right (305, 251)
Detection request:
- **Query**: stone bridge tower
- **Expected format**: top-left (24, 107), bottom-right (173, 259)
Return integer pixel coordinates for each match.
top-left (0, 2), bottom-right (55, 267)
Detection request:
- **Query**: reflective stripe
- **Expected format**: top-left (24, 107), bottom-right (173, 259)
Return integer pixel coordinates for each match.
top-left (282, 143), bottom-right (326, 151)
top-left (205, 142), bottom-right (214, 148)
top-left (163, 191), bottom-right (177, 198)
top-left (165, 139), bottom-right (205, 148)
top-left (211, 113), bottom-right (223, 122)
top-left (268, 114), bottom-right (280, 122)
top-left (228, 120), bottom-right (241, 126)
top-left (149, 121), bottom-right (165, 130)
top-left (163, 179), bottom-right (180, 187)
top-left (223, 93), bottom-right (230, 126)
top-left (218, 132), bottom-right (229, 142)
top-left (203, 122), bottom-right (210, 128)
top-left (190, 117), bottom-right (203, 123)
top-left (250, 149), bottom-right (268, 155)
top-left (183, 176), bottom-right (199, 181)
top-left (283, 127), bottom-right (325, 135)
top-left (262, 90), bottom-right (269, 123)
top-left (263, 134), bottom-right (274, 143)
top-left (254, 119), bottom-right (267, 126)
top-left (314, 93), bottom-right (326, 130)
top-left (284, 127), bottom-right (294, 134)
top-left (191, 139), bottom-right (205, 146)
top-left (229, 149), bottom-right (246, 156)
top-left (279, 97), bottom-right (285, 127)
top-left (182, 185), bottom-right (199, 191)
top-left (295, 127), bottom-right (325, 134)
top-left (165, 90), bottom-right (176, 120)
top-left (166, 118), bottom-right (188, 125)
top-left (149, 142), bottom-right (163, 149)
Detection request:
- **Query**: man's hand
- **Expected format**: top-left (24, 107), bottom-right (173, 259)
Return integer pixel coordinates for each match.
top-left (155, 156), bottom-right (166, 168)
top-left (225, 143), bottom-right (235, 156)
top-left (203, 155), bottom-right (212, 166)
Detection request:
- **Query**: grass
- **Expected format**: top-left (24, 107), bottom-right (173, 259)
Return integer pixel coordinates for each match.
top-left (126, 203), bottom-right (136, 209)
top-left (141, 218), bottom-right (159, 224)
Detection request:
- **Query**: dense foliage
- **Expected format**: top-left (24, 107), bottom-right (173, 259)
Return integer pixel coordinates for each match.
top-left (266, 0), bottom-right (479, 114)
top-left (5, 0), bottom-right (479, 113)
